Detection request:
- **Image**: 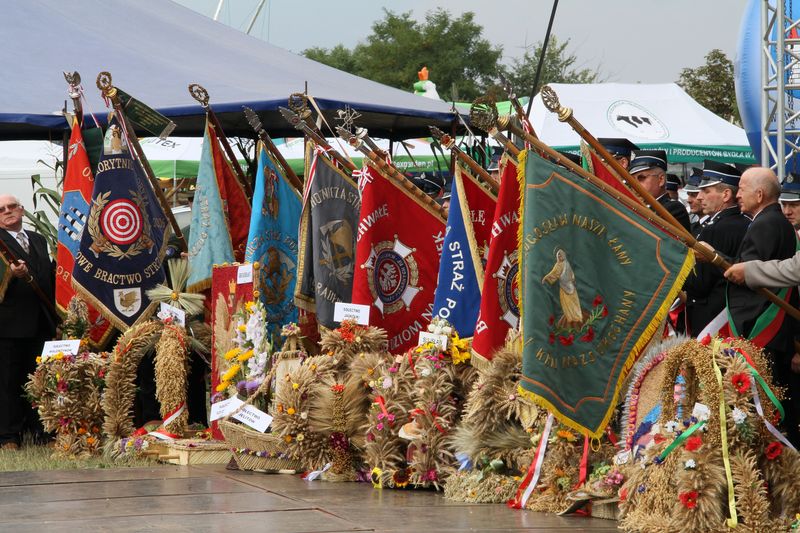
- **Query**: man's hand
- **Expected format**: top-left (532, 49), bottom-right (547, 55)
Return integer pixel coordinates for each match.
top-left (9, 259), bottom-right (29, 279)
top-left (724, 263), bottom-right (747, 285)
top-left (792, 353), bottom-right (800, 374)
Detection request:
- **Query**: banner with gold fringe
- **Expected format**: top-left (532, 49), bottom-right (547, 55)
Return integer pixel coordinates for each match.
top-left (518, 150), bottom-right (693, 437)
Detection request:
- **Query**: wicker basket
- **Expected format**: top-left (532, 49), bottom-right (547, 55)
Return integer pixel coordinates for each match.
top-left (590, 497), bottom-right (620, 520)
top-left (219, 419), bottom-right (304, 472)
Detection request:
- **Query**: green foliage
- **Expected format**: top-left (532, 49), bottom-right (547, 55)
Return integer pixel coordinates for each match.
top-left (303, 9), bottom-right (503, 101)
top-left (677, 49), bottom-right (740, 124)
top-left (501, 36), bottom-right (601, 95)
top-left (26, 162), bottom-right (64, 258)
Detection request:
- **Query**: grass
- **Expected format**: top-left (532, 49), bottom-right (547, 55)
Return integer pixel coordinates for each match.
top-left (0, 443), bottom-right (157, 472)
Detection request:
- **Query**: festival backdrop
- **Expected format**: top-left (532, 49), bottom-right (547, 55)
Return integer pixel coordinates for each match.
top-left (55, 118), bottom-right (114, 347)
top-left (472, 155), bottom-right (520, 366)
top-left (518, 150), bottom-right (693, 437)
top-left (352, 164), bottom-right (446, 353)
top-left (72, 114), bottom-right (170, 330)
top-left (187, 119), bottom-right (235, 292)
top-left (432, 163), bottom-right (497, 337)
top-left (245, 143), bottom-right (302, 328)
top-left (295, 144), bottom-right (360, 329)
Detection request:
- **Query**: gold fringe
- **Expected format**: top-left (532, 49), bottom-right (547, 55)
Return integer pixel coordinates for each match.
top-left (469, 351), bottom-right (492, 372)
top-left (186, 277), bottom-right (212, 294)
top-left (515, 149), bottom-right (528, 330)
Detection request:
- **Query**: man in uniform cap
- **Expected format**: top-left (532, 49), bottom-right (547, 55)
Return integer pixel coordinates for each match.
top-left (780, 173), bottom-right (800, 236)
top-left (682, 160), bottom-right (749, 335)
top-left (665, 174), bottom-right (681, 201)
top-left (629, 149), bottom-right (691, 232)
top-left (487, 152), bottom-right (501, 184)
top-left (684, 167), bottom-right (708, 236)
top-left (598, 137), bottom-right (639, 170)
top-left (411, 172), bottom-right (445, 199)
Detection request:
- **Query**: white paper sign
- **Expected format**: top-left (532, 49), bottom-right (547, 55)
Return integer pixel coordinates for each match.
top-left (41, 339), bottom-right (82, 359)
top-left (159, 302), bottom-right (186, 326)
top-left (333, 302), bottom-right (370, 325)
top-left (237, 263), bottom-right (253, 284)
top-left (209, 396), bottom-right (245, 421)
top-left (692, 402), bottom-right (711, 422)
top-left (418, 331), bottom-right (448, 350)
top-left (232, 404), bottom-right (273, 433)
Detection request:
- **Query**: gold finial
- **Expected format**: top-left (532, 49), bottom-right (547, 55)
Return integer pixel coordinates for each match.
top-left (540, 85), bottom-right (573, 122)
top-left (288, 92), bottom-right (311, 120)
top-left (96, 71), bottom-right (116, 98)
top-left (188, 83), bottom-right (210, 107)
top-left (469, 95), bottom-right (499, 133)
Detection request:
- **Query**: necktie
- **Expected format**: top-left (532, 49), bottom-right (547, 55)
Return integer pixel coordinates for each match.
top-left (16, 231), bottom-right (29, 253)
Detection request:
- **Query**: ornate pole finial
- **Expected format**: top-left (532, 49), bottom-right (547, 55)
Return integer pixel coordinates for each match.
top-left (288, 92), bottom-right (312, 120)
top-left (469, 95), bottom-right (499, 133)
top-left (188, 83), bottom-right (210, 107)
top-left (429, 126), bottom-right (454, 149)
top-left (540, 85), bottom-right (573, 122)
top-left (96, 71), bottom-right (116, 98)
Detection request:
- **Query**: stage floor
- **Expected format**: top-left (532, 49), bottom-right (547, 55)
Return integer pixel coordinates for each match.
top-left (0, 464), bottom-right (619, 532)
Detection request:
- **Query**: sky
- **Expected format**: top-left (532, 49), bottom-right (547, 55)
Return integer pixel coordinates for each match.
top-left (174, 0), bottom-right (751, 84)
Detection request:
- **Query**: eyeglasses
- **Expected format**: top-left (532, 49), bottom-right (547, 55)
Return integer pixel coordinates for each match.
top-left (0, 203), bottom-right (20, 213)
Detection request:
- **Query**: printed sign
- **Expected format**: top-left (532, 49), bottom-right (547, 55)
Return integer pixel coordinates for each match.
top-left (333, 302), bottom-right (370, 325)
top-left (41, 339), bottom-right (82, 360)
top-left (209, 396), bottom-right (245, 421)
top-left (237, 263), bottom-right (254, 284)
top-left (232, 404), bottom-right (273, 433)
top-left (159, 302), bottom-right (186, 326)
top-left (418, 331), bottom-right (448, 350)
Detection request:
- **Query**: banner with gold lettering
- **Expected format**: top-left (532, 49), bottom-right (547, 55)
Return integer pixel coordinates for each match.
top-left (72, 114), bottom-right (170, 330)
top-left (519, 150), bottom-right (692, 437)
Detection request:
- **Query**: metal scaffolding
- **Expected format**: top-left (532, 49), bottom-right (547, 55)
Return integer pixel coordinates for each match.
top-left (761, 0), bottom-right (800, 179)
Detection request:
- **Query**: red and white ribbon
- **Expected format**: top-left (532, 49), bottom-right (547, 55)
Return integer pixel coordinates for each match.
top-left (163, 402), bottom-right (185, 428)
top-left (751, 381), bottom-right (796, 451)
top-left (511, 413), bottom-right (554, 508)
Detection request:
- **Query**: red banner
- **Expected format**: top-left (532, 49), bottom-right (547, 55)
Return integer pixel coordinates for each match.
top-left (472, 156), bottom-right (520, 365)
top-left (351, 165), bottom-right (446, 353)
top-left (208, 122), bottom-right (251, 262)
top-left (459, 166), bottom-right (498, 265)
top-left (56, 118), bottom-right (113, 347)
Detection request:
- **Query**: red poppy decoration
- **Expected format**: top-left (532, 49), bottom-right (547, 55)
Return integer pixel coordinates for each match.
top-left (580, 327), bottom-right (595, 343)
top-left (558, 334), bottom-right (574, 346)
top-left (548, 332), bottom-right (555, 345)
top-left (765, 441), bottom-right (783, 460)
top-left (548, 315), bottom-right (555, 326)
top-left (679, 490), bottom-right (699, 509)
top-left (684, 435), bottom-right (703, 452)
top-left (593, 295), bottom-right (603, 307)
top-left (699, 334), bottom-right (712, 346)
top-left (331, 384), bottom-right (345, 393)
top-left (601, 305), bottom-right (608, 317)
top-left (731, 372), bottom-right (751, 394)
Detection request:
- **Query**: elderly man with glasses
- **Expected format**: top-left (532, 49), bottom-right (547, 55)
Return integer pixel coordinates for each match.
top-left (0, 194), bottom-right (56, 450)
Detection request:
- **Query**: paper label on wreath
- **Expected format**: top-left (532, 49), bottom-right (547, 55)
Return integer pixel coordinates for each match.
top-left (209, 396), bottom-right (245, 421)
top-left (237, 263), bottom-right (253, 284)
top-left (232, 404), bottom-right (273, 433)
top-left (41, 339), bottom-right (82, 360)
top-left (692, 402), bottom-right (711, 422)
top-left (333, 302), bottom-right (370, 325)
top-left (158, 302), bottom-right (186, 326)
top-left (418, 331), bottom-right (448, 350)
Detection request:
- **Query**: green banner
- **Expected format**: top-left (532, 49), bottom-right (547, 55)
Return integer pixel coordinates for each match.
top-left (117, 88), bottom-right (176, 139)
top-left (518, 150), bottom-right (693, 437)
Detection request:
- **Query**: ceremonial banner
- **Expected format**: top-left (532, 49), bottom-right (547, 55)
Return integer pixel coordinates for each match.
top-left (0, 253), bottom-right (9, 303)
top-left (432, 163), bottom-right (497, 337)
top-left (207, 121), bottom-right (251, 262)
top-left (472, 156), bottom-right (520, 366)
top-left (56, 117), bottom-right (113, 346)
top-left (295, 146), bottom-right (360, 328)
top-left (72, 115), bottom-right (170, 330)
top-left (352, 164), bottom-right (446, 353)
top-left (519, 151), bottom-right (692, 437)
top-left (582, 144), bottom-right (636, 202)
top-left (187, 121), bottom-right (235, 292)
top-left (245, 143), bottom-right (302, 327)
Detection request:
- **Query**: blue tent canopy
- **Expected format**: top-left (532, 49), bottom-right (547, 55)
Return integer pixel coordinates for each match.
top-left (2, 0), bottom-right (459, 140)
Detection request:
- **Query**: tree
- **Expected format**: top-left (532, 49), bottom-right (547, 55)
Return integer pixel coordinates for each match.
top-left (303, 9), bottom-right (503, 101)
top-left (677, 49), bottom-right (740, 124)
top-left (501, 36), bottom-right (601, 97)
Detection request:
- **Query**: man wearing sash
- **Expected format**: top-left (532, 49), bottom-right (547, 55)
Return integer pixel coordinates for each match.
top-left (725, 168), bottom-right (799, 445)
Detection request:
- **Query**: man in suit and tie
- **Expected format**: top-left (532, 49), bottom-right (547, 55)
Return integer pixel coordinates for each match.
top-left (0, 194), bottom-right (55, 450)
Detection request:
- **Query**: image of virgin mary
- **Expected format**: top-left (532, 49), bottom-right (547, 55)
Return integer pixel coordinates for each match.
top-left (542, 247), bottom-right (585, 330)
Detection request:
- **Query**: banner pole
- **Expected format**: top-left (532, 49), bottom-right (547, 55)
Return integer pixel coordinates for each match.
top-left (430, 127), bottom-right (499, 195)
top-left (279, 107), bottom-right (357, 172)
top-left (96, 72), bottom-right (187, 253)
top-left (242, 106), bottom-right (304, 193)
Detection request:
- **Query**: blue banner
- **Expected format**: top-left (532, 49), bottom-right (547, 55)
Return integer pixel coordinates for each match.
top-left (432, 173), bottom-right (483, 337)
top-left (245, 143), bottom-right (302, 327)
top-left (72, 115), bottom-right (169, 330)
top-left (187, 120), bottom-right (235, 292)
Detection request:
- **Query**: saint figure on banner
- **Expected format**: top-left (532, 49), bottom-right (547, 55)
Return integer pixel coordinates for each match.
top-left (542, 247), bottom-right (584, 329)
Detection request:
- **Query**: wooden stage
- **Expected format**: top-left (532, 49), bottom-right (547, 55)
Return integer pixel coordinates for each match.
top-left (0, 464), bottom-right (619, 532)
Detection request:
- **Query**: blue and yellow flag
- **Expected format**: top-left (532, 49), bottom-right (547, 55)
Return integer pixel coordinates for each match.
top-left (187, 119), bottom-right (235, 292)
top-left (245, 143), bottom-right (302, 327)
top-left (72, 114), bottom-right (170, 330)
top-left (518, 150), bottom-right (692, 437)
top-left (432, 165), bottom-right (493, 337)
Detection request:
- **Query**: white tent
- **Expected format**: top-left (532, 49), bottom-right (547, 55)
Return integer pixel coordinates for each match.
top-left (530, 83), bottom-right (754, 164)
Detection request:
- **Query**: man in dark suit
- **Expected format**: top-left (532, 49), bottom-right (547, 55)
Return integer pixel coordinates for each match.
top-left (629, 149), bottom-right (692, 233)
top-left (724, 168), bottom-right (799, 445)
top-left (683, 161), bottom-right (750, 336)
top-left (0, 194), bottom-right (55, 450)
